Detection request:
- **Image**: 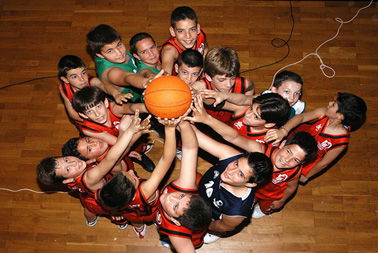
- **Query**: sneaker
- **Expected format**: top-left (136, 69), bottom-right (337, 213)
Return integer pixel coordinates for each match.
top-left (252, 204), bottom-right (266, 219)
top-left (143, 143), bottom-right (153, 154)
top-left (133, 224), bottom-right (147, 239)
top-left (118, 223), bottom-right (128, 229)
top-left (176, 149), bottom-right (182, 160)
top-left (86, 216), bottom-right (99, 227)
top-left (161, 241), bottom-right (171, 249)
top-left (204, 233), bottom-right (220, 244)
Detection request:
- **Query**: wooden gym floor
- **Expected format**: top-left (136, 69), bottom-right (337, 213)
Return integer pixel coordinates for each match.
top-left (0, 0), bottom-right (377, 252)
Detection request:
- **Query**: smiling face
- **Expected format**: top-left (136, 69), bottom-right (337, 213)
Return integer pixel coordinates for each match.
top-left (134, 37), bottom-right (159, 67)
top-left (55, 156), bottom-right (87, 179)
top-left (170, 19), bottom-right (200, 49)
top-left (220, 157), bottom-right (254, 187)
top-left (274, 144), bottom-right (306, 169)
top-left (60, 67), bottom-right (89, 91)
top-left (96, 40), bottom-right (128, 64)
top-left (160, 190), bottom-right (191, 219)
top-left (77, 137), bottom-right (109, 160)
top-left (175, 63), bottom-right (202, 86)
top-left (272, 80), bottom-right (302, 106)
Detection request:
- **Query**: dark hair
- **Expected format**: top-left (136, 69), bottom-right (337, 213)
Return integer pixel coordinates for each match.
top-left (177, 49), bottom-right (203, 68)
top-left (273, 70), bottom-right (303, 89)
top-left (285, 132), bottom-right (317, 163)
top-left (129, 32), bottom-right (155, 55)
top-left (171, 6), bottom-right (198, 28)
top-left (86, 24), bottom-right (121, 56)
top-left (204, 47), bottom-right (240, 77)
top-left (57, 55), bottom-right (86, 78)
top-left (62, 137), bottom-right (88, 161)
top-left (253, 93), bottom-right (291, 127)
top-left (98, 173), bottom-right (136, 210)
top-left (36, 156), bottom-right (65, 185)
top-left (175, 195), bottom-right (212, 230)
top-left (72, 86), bottom-right (107, 113)
top-left (336, 92), bottom-right (367, 131)
top-left (244, 152), bottom-right (273, 187)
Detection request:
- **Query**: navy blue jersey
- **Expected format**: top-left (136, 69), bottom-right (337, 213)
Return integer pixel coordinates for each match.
top-left (199, 154), bottom-right (256, 219)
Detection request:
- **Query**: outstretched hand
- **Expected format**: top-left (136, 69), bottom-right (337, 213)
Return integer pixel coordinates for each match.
top-left (114, 93), bottom-right (133, 105)
top-left (143, 69), bottom-right (165, 88)
top-left (264, 128), bottom-right (288, 146)
top-left (201, 89), bottom-right (227, 107)
top-left (184, 94), bottom-right (210, 124)
top-left (156, 107), bottom-right (192, 127)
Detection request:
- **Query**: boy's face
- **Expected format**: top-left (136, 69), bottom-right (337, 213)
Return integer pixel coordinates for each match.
top-left (60, 67), bottom-right (89, 91)
top-left (243, 103), bottom-right (267, 128)
top-left (55, 156), bottom-right (87, 179)
top-left (133, 38), bottom-right (159, 66)
top-left (160, 189), bottom-right (191, 219)
top-left (80, 100), bottom-right (109, 125)
top-left (175, 63), bottom-right (202, 86)
top-left (220, 157), bottom-right (255, 187)
top-left (96, 40), bottom-right (127, 64)
top-left (271, 80), bottom-right (302, 106)
top-left (77, 136), bottom-right (109, 160)
top-left (274, 144), bottom-right (306, 169)
top-left (170, 18), bottom-right (200, 49)
top-left (325, 100), bottom-right (341, 119)
top-left (207, 74), bottom-right (237, 93)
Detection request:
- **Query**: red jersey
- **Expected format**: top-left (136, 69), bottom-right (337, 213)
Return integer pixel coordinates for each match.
top-left (155, 182), bottom-right (205, 249)
top-left (76, 103), bottom-right (121, 136)
top-left (228, 108), bottom-right (271, 143)
top-left (255, 144), bottom-right (302, 200)
top-left (204, 77), bottom-right (249, 123)
top-left (161, 29), bottom-right (207, 75)
top-left (117, 178), bottom-right (160, 224)
top-left (59, 75), bottom-right (95, 102)
top-left (291, 115), bottom-right (350, 175)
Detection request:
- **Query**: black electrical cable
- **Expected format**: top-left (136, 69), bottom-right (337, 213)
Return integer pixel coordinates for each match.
top-left (240, 0), bottom-right (294, 74)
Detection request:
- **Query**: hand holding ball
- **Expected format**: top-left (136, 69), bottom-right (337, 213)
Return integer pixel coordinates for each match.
top-left (144, 76), bottom-right (192, 118)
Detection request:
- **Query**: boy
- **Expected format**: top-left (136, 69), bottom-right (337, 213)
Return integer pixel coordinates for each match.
top-left (264, 92), bottom-right (367, 183)
top-left (72, 86), bottom-right (154, 172)
top-left (266, 70), bottom-right (305, 118)
top-left (160, 6), bottom-right (207, 75)
top-left (226, 93), bottom-right (291, 143)
top-left (87, 24), bottom-right (160, 103)
top-left (187, 95), bottom-right (317, 217)
top-left (155, 120), bottom-right (212, 252)
top-left (189, 125), bottom-right (272, 243)
top-left (175, 49), bottom-right (203, 87)
top-left (129, 32), bottom-right (162, 78)
top-left (97, 117), bottom-right (178, 238)
top-left (193, 47), bottom-right (255, 123)
top-left (36, 114), bottom-right (148, 225)
top-left (57, 55), bottom-right (127, 121)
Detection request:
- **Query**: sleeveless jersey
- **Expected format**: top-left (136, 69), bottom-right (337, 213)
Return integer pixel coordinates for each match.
top-left (228, 108), bottom-right (271, 143)
top-left (161, 29), bottom-right (206, 75)
top-left (76, 103), bottom-right (121, 136)
top-left (255, 144), bottom-right (302, 200)
top-left (95, 51), bottom-right (137, 79)
top-left (291, 115), bottom-right (350, 175)
top-left (155, 182), bottom-right (205, 249)
top-left (59, 75), bottom-right (95, 102)
top-left (203, 77), bottom-right (248, 123)
top-left (199, 154), bottom-right (255, 219)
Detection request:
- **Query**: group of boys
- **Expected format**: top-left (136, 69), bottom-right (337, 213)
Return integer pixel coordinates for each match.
top-left (36, 5), bottom-right (367, 252)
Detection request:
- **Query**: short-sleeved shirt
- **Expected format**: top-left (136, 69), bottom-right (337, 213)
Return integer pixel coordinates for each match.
top-left (95, 51), bottom-right (137, 79)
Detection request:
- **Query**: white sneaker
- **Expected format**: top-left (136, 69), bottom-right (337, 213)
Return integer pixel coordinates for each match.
top-left (204, 233), bottom-right (220, 244)
top-left (252, 204), bottom-right (266, 219)
top-left (161, 241), bottom-right (171, 248)
top-left (118, 223), bottom-right (128, 229)
top-left (176, 149), bottom-right (182, 160)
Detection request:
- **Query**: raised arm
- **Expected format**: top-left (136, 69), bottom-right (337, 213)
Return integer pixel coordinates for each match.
top-left (265, 107), bottom-right (326, 145)
top-left (160, 46), bottom-right (178, 75)
top-left (58, 86), bottom-right (82, 122)
top-left (105, 67), bottom-right (152, 89)
top-left (185, 95), bottom-right (264, 153)
top-left (174, 120), bottom-right (198, 189)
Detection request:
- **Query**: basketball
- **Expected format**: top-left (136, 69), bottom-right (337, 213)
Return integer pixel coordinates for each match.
top-left (144, 76), bottom-right (192, 118)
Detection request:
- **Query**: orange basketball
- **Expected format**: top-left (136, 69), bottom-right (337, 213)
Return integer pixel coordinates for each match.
top-left (144, 76), bottom-right (192, 118)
